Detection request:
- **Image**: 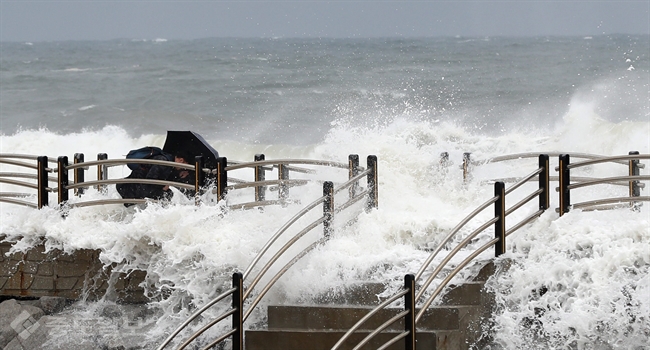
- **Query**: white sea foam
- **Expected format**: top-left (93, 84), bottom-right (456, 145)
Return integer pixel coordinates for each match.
top-left (0, 37), bottom-right (648, 347)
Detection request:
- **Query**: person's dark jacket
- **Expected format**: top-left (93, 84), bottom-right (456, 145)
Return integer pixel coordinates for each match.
top-left (117, 154), bottom-right (174, 200)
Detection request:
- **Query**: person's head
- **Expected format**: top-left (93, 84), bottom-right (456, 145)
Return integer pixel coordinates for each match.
top-left (174, 151), bottom-right (193, 164)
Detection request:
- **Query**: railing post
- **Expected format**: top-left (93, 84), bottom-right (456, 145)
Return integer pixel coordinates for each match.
top-left (73, 153), bottom-right (85, 196)
top-left (404, 274), bottom-right (416, 350)
top-left (558, 154), bottom-right (570, 216)
top-left (440, 152), bottom-right (449, 166)
top-left (232, 272), bottom-right (244, 350)
top-left (323, 181), bottom-right (334, 239)
top-left (194, 156), bottom-right (204, 206)
top-left (278, 163), bottom-right (289, 202)
top-left (463, 152), bottom-right (471, 182)
top-left (629, 151), bottom-right (641, 211)
top-left (348, 154), bottom-right (360, 200)
top-left (57, 156), bottom-right (69, 205)
top-left (37, 156), bottom-right (48, 209)
top-left (254, 154), bottom-right (266, 202)
top-left (97, 153), bottom-right (108, 193)
top-left (539, 154), bottom-right (549, 211)
top-left (494, 181), bottom-right (506, 257)
top-left (216, 157), bottom-right (228, 202)
top-left (366, 155), bottom-right (378, 212)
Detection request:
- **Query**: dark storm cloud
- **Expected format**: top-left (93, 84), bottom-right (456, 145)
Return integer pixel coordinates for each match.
top-left (1, 1), bottom-right (648, 42)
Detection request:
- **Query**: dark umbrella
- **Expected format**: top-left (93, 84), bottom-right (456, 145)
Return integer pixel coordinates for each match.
top-left (163, 131), bottom-right (220, 168)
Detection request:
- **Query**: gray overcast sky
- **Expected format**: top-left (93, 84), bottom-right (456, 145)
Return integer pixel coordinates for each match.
top-left (1, 1), bottom-right (648, 42)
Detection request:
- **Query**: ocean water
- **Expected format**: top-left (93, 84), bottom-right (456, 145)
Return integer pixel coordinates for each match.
top-left (1, 36), bottom-right (649, 349)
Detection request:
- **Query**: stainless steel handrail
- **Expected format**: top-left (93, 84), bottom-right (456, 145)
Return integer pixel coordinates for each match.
top-left (562, 154), bottom-right (649, 170)
top-left (176, 308), bottom-right (237, 350)
top-left (506, 188), bottom-right (543, 216)
top-left (567, 175), bottom-right (650, 190)
top-left (65, 178), bottom-right (195, 190)
top-left (572, 196), bottom-right (650, 210)
top-left (414, 195), bottom-right (498, 281)
top-left (0, 198), bottom-right (38, 208)
top-left (353, 310), bottom-right (410, 350)
top-left (486, 152), bottom-right (629, 165)
top-left (66, 158), bottom-right (197, 171)
top-left (0, 178), bottom-right (38, 189)
top-left (416, 237), bottom-right (499, 323)
top-left (156, 287), bottom-right (238, 350)
top-left (243, 236), bottom-right (327, 321)
top-left (242, 195), bottom-right (327, 281)
top-left (331, 290), bottom-right (408, 350)
top-left (0, 158), bottom-right (38, 169)
top-left (243, 214), bottom-right (327, 301)
top-left (225, 158), bottom-right (349, 172)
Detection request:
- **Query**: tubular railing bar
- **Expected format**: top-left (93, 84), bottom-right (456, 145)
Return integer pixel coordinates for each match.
top-left (242, 195), bottom-right (327, 280)
top-left (353, 310), bottom-right (411, 350)
top-left (243, 236), bottom-right (327, 321)
top-left (505, 188), bottom-right (543, 216)
top-left (333, 169), bottom-right (371, 195)
top-left (485, 152), bottom-right (630, 165)
top-left (571, 196), bottom-right (650, 210)
top-left (226, 177), bottom-right (247, 184)
top-left (331, 290), bottom-right (408, 350)
top-left (414, 195), bottom-right (498, 281)
top-left (559, 154), bottom-right (650, 170)
top-left (377, 331), bottom-right (409, 350)
top-left (176, 308), bottom-right (237, 350)
top-left (243, 215), bottom-right (327, 301)
top-left (0, 172), bottom-right (39, 179)
top-left (66, 158), bottom-right (197, 171)
top-left (225, 159), bottom-right (349, 172)
top-left (567, 175), bottom-right (650, 190)
top-left (66, 178), bottom-right (195, 190)
top-left (226, 179), bottom-right (309, 191)
top-left (0, 159), bottom-right (39, 169)
top-left (0, 178), bottom-right (38, 189)
top-left (0, 192), bottom-right (32, 197)
top-left (0, 198), bottom-right (38, 208)
top-left (156, 287), bottom-right (238, 350)
top-left (485, 175), bottom-right (635, 186)
top-left (415, 216), bottom-right (499, 303)
top-left (505, 209), bottom-right (545, 237)
top-left (227, 200), bottom-right (289, 211)
top-left (504, 168), bottom-right (542, 195)
top-left (581, 204), bottom-right (638, 212)
top-left (416, 237), bottom-right (499, 323)
top-left (199, 328), bottom-right (238, 350)
top-left (334, 189), bottom-right (369, 214)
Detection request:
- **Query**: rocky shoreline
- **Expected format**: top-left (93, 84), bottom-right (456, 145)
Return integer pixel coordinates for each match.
top-left (0, 297), bottom-right (158, 350)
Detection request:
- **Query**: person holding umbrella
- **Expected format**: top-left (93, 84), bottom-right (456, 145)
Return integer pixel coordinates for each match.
top-left (117, 150), bottom-right (193, 205)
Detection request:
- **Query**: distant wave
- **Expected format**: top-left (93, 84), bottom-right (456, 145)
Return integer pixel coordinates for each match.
top-left (78, 105), bottom-right (96, 111)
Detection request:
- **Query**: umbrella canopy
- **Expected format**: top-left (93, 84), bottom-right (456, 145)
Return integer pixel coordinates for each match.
top-left (163, 131), bottom-right (220, 169)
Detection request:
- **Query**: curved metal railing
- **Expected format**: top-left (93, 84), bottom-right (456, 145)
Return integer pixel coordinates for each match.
top-left (333, 154), bottom-right (551, 349)
top-left (156, 156), bottom-right (377, 350)
top-left (557, 153), bottom-right (650, 214)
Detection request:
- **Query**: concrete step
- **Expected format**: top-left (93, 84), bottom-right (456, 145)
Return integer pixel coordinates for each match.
top-left (306, 282), bottom-right (387, 306)
top-left (245, 328), bottom-right (458, 350)
top-left (267, 305), bottom-right (460, 331)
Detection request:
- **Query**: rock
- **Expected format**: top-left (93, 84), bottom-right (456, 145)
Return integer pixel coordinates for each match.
top-left (0, 299), bottom-right (45, 348)
top-left (38, 296), bottom-right (67, 315)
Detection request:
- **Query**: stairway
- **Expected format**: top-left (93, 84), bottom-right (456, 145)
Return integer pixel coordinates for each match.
top-left (245, 262), bottom-right (496, 350)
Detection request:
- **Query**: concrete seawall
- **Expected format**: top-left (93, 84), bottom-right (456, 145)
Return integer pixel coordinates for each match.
top-left (0, 236), bottom-right (147, 303)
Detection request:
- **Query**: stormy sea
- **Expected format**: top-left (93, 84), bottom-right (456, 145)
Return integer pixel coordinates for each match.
top-left (1, 36), bottom-right (649, 349)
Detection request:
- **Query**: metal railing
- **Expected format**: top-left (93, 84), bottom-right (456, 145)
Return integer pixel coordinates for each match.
top-left (156, 155), bottom-right (378, 349)
top-left (331, 154), bottom-right (551, 350)
top-left (557, 152), bottom-right (649, 215)
top-left (332, 151), bottom-right (647, 349)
